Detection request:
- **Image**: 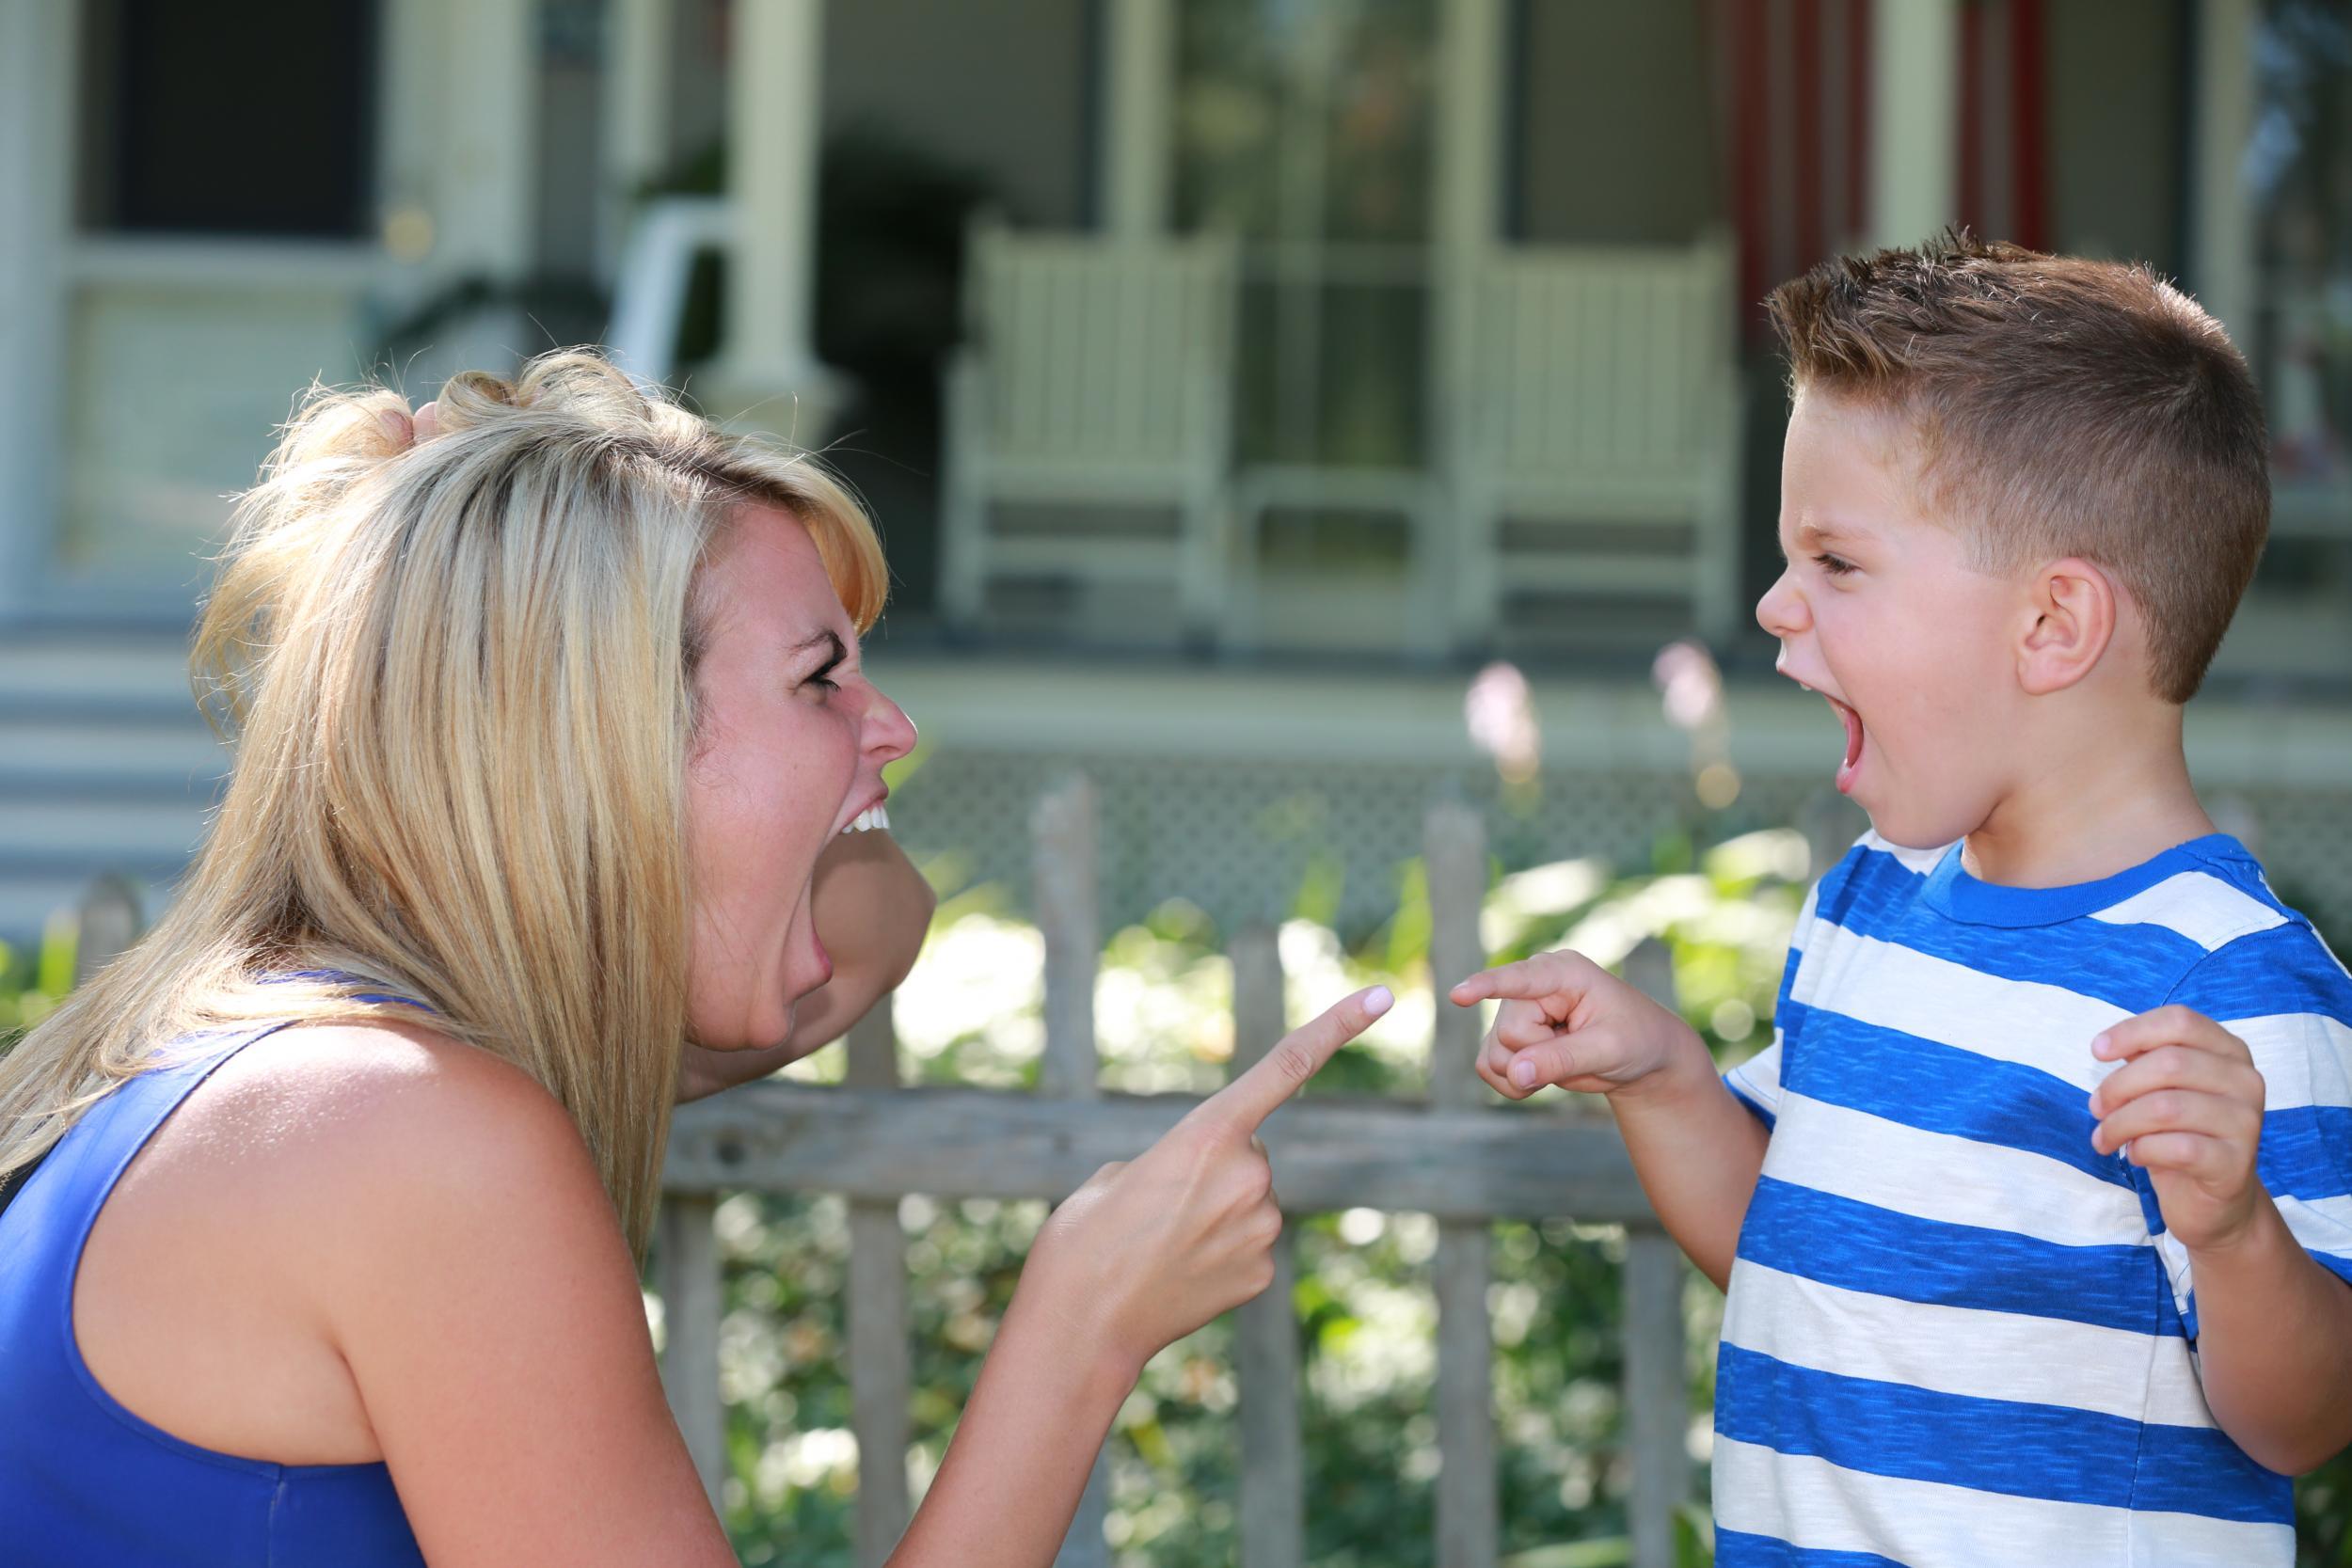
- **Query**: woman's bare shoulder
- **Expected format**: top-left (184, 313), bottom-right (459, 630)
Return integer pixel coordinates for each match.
top-left (141, 1027), bottom-right (729, 1561)
top-left (191, 1019), bottom-right (586, 1179)
top-left (165, 1018), bottom-right (619, 1291)
top-left (76, 1018), bottom-right (632, 1472)
top-left (205, 1015), bottom-right (559, 1121)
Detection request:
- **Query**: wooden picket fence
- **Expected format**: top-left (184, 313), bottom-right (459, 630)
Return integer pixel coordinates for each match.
top-left (655, 782), bottom-right (1693, 1568)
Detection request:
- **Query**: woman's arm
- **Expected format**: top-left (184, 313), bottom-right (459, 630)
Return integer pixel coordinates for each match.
top-left (307, 1032), bottom-right (739, 1566)
top-left (678, 828), bottom-right (936, 1101)
top-left (887, 985), bottom-right (1394, 1567)
top-left (319, 993), bottom-right (1388, 1566)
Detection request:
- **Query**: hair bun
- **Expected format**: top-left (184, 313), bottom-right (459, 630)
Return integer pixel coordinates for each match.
top-left (268, 388), bottom-right (423, 470)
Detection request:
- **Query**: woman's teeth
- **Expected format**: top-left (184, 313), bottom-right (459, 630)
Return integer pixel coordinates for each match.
top-left (842, 805), bottom-right (891, 836)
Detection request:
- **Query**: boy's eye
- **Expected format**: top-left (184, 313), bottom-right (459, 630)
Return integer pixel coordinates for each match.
top-left (1813, 552), bottom-right (1857, 578)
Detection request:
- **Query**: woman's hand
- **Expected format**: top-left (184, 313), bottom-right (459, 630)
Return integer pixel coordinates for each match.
top-left (1020, 985), bottom-right (1393, 1374)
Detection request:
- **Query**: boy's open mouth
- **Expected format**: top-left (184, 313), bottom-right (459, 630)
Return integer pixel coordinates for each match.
top-left (1788, 674), bottom-right (1867, 795)
top-left (1825, 695), bottom-right (1865, 794)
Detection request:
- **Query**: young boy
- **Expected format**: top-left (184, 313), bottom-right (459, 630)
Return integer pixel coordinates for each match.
top-left (1452, 234), bottom-right (2352, 1567)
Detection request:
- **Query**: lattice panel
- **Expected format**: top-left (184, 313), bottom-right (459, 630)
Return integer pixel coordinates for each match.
top-left (890, 749), bottom-right (2352, 944)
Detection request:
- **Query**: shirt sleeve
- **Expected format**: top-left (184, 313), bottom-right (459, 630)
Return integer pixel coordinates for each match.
top-left (2156, 924), bottom-right (2352, 1336)
top-left (1724, 875), bottom-right (1823, 1132)
top-left (1723, 1032), bottom-right (1785, 1129)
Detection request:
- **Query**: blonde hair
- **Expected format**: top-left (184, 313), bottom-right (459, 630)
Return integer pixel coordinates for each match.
top-left (0, 350), bottom-right (886, 1256)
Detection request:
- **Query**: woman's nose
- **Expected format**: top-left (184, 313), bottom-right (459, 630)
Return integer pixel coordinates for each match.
top-left (863, 684), bottom-right (918, 764)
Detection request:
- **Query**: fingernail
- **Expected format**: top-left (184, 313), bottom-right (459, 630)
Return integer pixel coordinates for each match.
top-left (1511, 1059), bottom-right (1536, 1087)
top-left (2090, 1033), bottom-right (2111, 1057)
top-left (1365, 986), bottom-right (1393, 1016)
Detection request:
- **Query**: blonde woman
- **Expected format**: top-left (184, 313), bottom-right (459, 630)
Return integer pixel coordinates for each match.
top-left (0, 352), bottom-right (1391, 1567)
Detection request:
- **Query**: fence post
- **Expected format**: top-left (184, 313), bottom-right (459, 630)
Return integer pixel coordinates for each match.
top-left (72, 873), bottom-right (143, 985)
top-left (1798, 788), bottom-right (1863, 881)
top-left (1424, 802), bottom-right (1499, 1568)
top-left (846, 999), bottom-right (913, 1567)
top-left (1621, 938), bottom-right (1692, 1568)
top-left (657, 1193), bottom-right (726, 1513)
top-left (1034, 777), bottom-right (1111, 1568)
top-left (1229, 924), bottom-right (1306, 1568)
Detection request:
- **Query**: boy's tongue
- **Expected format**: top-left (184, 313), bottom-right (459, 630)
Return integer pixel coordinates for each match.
top-left (1831, 698), bottom-right (1865, 794)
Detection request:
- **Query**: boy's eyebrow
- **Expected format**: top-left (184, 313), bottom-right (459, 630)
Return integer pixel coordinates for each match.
top-left (1793, 517), bottom-right (1871, 549)
top-left (1792, 520), bottom-right (1838, 548)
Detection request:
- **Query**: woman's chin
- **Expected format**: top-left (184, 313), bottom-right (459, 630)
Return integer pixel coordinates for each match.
top-left (685, 995), bottom-right (799, 1055)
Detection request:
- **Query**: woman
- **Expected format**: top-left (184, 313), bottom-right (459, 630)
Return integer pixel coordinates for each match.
top-left (0, 352), bottom-right (1391, 1566)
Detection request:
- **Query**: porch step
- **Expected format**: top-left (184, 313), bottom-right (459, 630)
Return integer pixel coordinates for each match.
top-left (0, 628), bottom-right (213, 946)
top-left (0, 716), bottom-right (230, 784)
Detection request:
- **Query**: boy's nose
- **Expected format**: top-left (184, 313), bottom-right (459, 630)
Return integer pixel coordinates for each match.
top-left (1756, 571), bottom-right (1809, 639)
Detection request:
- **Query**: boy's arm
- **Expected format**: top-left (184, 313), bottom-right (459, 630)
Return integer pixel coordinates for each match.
top-left (676, 829), bottom-right (937, 1102)
top-left (2090, 1005), bottom-right (2352, 1474)
top-left (2175, 1195), bottom-right (2352, 1475)
top-left (1453, 951), bottom-right (1769, 1289)
top-left (1604, 1052), bottom-right (1771, 1290)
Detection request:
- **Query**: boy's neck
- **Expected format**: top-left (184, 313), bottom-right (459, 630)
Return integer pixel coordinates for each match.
top-left (1959, 709), bottom-right (2215, 889)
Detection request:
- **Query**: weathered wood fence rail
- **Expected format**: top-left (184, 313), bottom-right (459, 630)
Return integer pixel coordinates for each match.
top-left (656, 783), bottom-right (1693, 1568)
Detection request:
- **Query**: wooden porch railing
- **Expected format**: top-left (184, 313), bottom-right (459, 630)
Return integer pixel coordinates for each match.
top-left (656, 782), bottom-right (1694, 1568)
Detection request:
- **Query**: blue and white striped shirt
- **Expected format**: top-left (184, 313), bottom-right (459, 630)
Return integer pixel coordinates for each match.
top-left (1718, 832), bottom-right (2352, 1567)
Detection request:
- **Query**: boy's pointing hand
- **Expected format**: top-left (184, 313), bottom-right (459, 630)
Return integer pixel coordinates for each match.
top-left (2090, 1005), bottom-right (2268, 1253)
top-left (1450, 949), bottom-right (1703, 1101)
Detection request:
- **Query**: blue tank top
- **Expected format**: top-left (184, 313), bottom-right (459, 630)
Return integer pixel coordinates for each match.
top-left (0, 1022), bottom-right (426, 1566)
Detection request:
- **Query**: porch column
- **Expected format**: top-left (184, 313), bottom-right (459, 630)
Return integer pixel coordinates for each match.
top-left (439, 0), bottom-right (537, 277)
top-left (2189, 0), bottom-right (2258, 337)
top-left (389, 0), bottom-right (539, 380)
top-left (708, 0), bottom-right (844, 444)
top-left (1867, 0), bottom-right (1959, 248)
top-left (1099, 0), bottom-right (1172, 236)
top-left (1434, 0), bottom-right (1504, 652)
top-left (601, 0), bottom-right (675, 278)
top-left (0, 0), bottom-right (75, 611)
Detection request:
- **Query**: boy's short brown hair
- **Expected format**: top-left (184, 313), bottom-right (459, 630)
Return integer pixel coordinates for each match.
top-left (1766, 231), bottom-right (2268, 703)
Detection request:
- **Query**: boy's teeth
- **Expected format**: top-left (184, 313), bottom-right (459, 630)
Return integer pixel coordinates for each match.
top-left (842, 806), bottom-right (892, 835)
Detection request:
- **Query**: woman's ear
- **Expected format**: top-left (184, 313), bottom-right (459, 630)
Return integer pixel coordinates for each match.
top-left (2017, 556), bottom-right (2118, 696)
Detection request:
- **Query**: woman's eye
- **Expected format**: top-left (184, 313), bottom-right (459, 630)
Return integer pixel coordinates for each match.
top-left (799, 633), bottom-right (850, 693)
top-left (1814, 552), bottom-right (1857, 578)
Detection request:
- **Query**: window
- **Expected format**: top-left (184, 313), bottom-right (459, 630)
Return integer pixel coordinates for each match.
top-left (79, 0), bottom-right (379, 239)
top-left (1175, 0), bottom-right (1437, 472)
top-left (2242, 0), bottom-right (2352, 644)
top-left (2251, 1), bottom-right (2352, 510)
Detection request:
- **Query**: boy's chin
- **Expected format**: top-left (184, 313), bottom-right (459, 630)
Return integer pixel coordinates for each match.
top-left (1855, 793), bottom-right (1978, 854)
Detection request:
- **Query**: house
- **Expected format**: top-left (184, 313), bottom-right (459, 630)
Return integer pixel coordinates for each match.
top-left (2, 0), bottom-right (2348, 947)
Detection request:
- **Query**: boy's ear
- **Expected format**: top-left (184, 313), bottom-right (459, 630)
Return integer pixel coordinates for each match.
top-left (2016, 557), bottom-right (2118, 696)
